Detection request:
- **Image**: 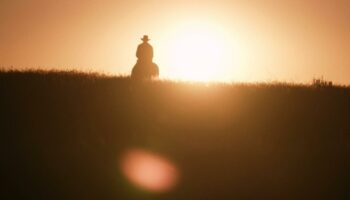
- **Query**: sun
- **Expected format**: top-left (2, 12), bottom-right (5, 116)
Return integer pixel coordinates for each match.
top-left (162, 21), bottom-right (234, 82)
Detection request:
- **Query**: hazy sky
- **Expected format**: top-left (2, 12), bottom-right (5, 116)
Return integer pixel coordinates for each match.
top-left (1, 0), bottom-right (349, 83)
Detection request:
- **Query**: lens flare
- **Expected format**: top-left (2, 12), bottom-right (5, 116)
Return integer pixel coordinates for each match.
top-left (120, 148), bottom-right (179, 193)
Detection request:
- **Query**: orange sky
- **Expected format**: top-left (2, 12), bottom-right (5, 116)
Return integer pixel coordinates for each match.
top-left (0, 0), bottom-right (349, 84)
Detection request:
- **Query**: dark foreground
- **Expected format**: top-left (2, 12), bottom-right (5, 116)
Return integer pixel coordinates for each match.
top-left (1, 71), bottom-right (350, 200)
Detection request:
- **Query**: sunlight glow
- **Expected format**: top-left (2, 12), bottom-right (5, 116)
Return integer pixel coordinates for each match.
top-left (162, 21), bottom-right (235, 82)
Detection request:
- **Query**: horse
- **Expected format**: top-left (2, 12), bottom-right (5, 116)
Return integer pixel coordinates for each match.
top-left (131, 60), bottom-right (159, 80)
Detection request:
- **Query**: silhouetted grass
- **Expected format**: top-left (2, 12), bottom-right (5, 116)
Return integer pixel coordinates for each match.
top-left (1, 70), bottom-right (349, 200)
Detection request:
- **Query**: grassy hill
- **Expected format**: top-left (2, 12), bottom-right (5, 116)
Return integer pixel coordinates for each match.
top-left (1, 70), bottom-right (349, 200)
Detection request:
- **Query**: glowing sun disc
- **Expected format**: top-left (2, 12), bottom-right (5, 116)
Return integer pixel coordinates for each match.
top-left (163, 21), bottom-right (233, 82)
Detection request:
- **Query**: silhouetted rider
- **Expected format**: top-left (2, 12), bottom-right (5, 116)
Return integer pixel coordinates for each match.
top-left (131, 35), bottom-right (159, 79)
top-left (136, 35), bottom-right (153, 62)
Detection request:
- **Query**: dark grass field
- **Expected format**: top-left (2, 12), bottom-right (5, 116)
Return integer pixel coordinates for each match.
top-left (1, 70), bottom-right (350, 200)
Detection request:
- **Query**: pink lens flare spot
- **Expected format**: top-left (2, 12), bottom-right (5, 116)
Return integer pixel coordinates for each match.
top-left (121, 148), bottom-right (179, 193)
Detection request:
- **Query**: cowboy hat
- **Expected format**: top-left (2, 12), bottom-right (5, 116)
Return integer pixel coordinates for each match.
top-left (141, 35), bottom-right (150, 42)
